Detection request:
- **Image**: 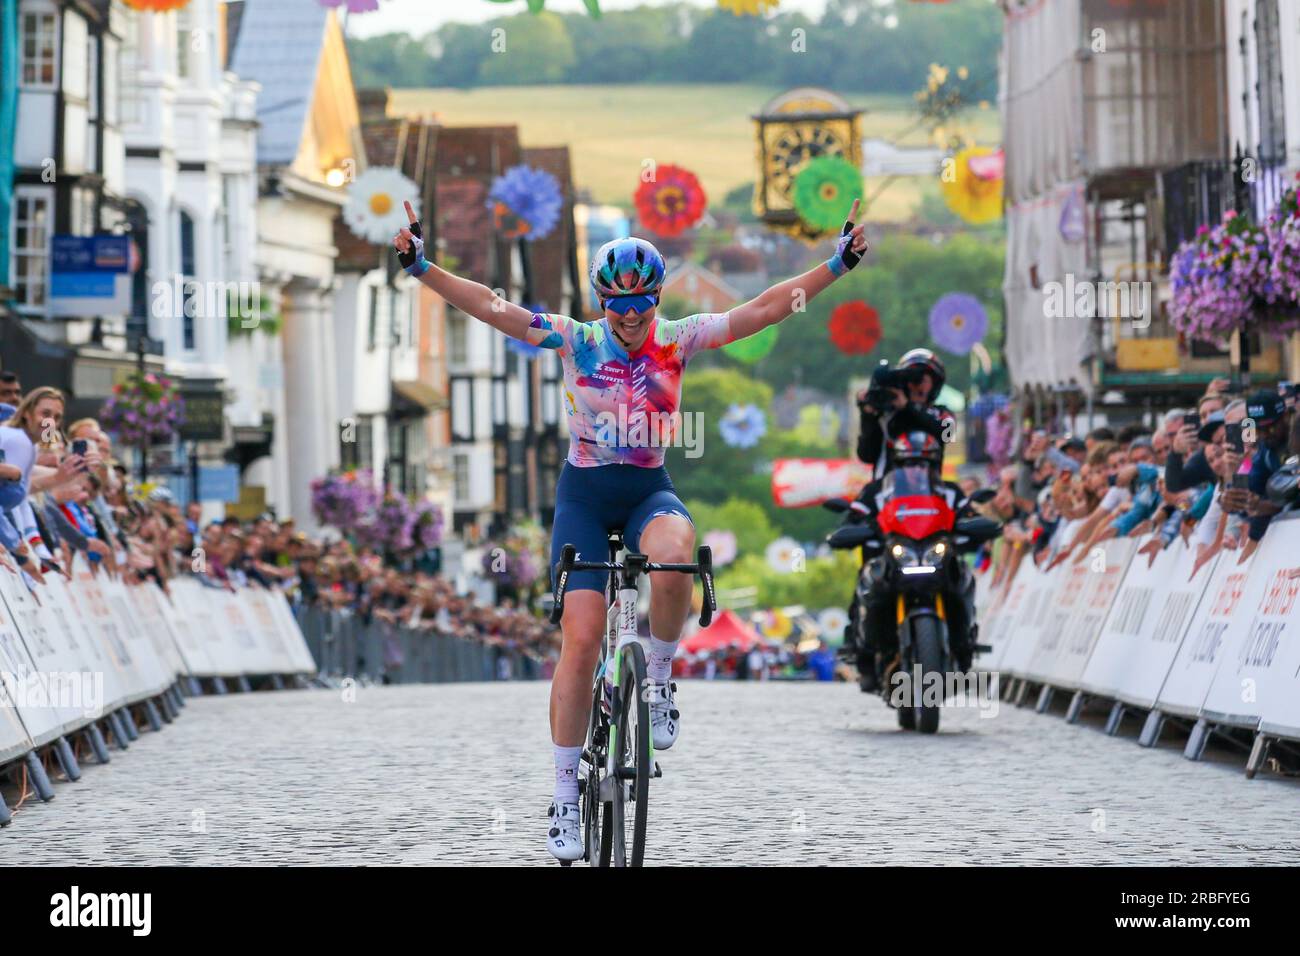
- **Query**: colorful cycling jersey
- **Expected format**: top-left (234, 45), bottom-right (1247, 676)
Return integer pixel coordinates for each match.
top-left (529, 311), bottom-right (733, 467)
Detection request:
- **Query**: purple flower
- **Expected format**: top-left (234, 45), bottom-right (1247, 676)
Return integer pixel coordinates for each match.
top-left (928, 292), bottom-right (988, 355)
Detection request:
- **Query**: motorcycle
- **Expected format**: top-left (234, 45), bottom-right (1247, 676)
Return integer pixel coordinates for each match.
top-left (824, 467), bottom-right (1000, 733)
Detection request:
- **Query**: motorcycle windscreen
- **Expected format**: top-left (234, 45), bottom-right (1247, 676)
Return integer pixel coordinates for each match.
top-left (877, 465), bottom-right (955, 538)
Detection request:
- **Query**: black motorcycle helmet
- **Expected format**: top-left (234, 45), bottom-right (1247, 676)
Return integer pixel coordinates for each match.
top-left (891, 430), bottom-right (944, 468)
top-left (897, 348), bottom-right (946, 403)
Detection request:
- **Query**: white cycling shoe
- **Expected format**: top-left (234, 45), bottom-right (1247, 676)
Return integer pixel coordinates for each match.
top-left (547, 801), bottom-right (583, 863)
top-left (649, 679), bottom-right (680, 751)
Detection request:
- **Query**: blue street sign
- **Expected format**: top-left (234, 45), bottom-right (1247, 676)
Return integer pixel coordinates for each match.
top-left (197, 465), bottom-right (241, 503)
top-left (49, 234), bottom-right (132, 316)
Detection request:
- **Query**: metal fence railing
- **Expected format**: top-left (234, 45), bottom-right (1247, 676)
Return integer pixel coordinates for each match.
top-left (293, 605), bottom-right (542, 685)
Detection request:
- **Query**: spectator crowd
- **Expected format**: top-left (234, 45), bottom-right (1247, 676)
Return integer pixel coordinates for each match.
top-left (0, 370), bottom-right (561, 680)
top-left (967, 377), bottom-right (1300, 588)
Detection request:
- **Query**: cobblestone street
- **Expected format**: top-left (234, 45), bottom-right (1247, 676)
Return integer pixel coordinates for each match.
top-left (4, 681), bottom-right (1298, 866)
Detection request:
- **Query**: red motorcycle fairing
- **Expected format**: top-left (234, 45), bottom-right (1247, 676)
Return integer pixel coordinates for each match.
top-left (877, 494), bottom-right (956, 540)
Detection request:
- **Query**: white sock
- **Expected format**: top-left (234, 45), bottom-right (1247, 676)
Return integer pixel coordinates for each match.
top-left (553, 744), bottom-right (582, 805)
top-left (647, 634), bottom-right (678, 683)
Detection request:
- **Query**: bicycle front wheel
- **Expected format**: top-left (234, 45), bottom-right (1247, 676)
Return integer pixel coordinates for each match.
top-left (609, 641), bottom-right (651, 867)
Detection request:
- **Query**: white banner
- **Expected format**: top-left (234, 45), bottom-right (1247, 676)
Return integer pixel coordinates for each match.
top-left (1153, 549), bottom-right (1260, 719)
top-left (267, 590), bottom-right (318, 675)
top-left (1201, 518), bottom-right (1300, 732)
top-left (0, 570), bottom-right (69, 746)
top-left (100, 576), bottom-right (172, 697)
top-left (63, 555), bottom-right (156, 704)
top-left (975, 562), bottom-right (1022, 672)
top-left (241, 588), bottom-right (298, 674)
top-left (123, 584), bottom-right (188, 680)
top-left (168, 578), bottom-right (244, 676)
top-left (996, 557), bottom-right (1062, 677)
top-left (40, 572), bottom-right (131, 714)
top-left (152, 583), bottom-right (218, 677)
top-left (1080, 536), bottom-right (1217, 707)
top-left (0, 567), bottom-right (103, 738)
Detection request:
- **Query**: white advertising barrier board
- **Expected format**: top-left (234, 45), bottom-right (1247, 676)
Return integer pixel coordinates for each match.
top-left (0, 567), bottom-right (102, 737)
top-left (123, 584), bottom-right (189, 680)
top-left (151, 582), bottom-right (217, 676)
top-left (243, 588), bottom-right (308, 674)
top-left (1080, 535), bottom-right (1217, 707)
top-left (266, 589), bottom-right (318, 674)
top-left (1152, 549), bottom-right (1258, 719)
top-left (0, 571), bottom-right (69, 746)
top-left (1019, 556), bottom-right (1093, 682)
top-left (100, 576), bottom-right (173, 695)
top-left (1200, 518), bottom-right (1300, 732)
top-left (210, 588), bottom-right (276, 674)
top-left (996, 557), bottom-right (1061, 677)
top-left (168, 577), bottom-right (244, 676)
top-left (0, 669), bottom-right (34, 764)
top-left (977, 564), bottom-right (1025, 673)
top-left (64, 555), bottom-right (156, 704)
top-left (40, 572), bottom-right (130, 714)
top-left (1032, 537), bottom-right (1137, 689)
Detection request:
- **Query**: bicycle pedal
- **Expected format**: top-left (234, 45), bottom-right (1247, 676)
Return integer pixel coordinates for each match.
top-left (973, 643), bottom-right (993, 654)
top-left (652, 761), bottom-right (662, 778)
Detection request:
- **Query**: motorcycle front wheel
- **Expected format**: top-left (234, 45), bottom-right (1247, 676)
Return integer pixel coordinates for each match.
top-left (909, 616), bottom-right (946, 734)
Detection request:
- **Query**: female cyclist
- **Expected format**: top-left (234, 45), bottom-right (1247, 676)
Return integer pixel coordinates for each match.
top-left (393, 199), bottom-right (868, 861)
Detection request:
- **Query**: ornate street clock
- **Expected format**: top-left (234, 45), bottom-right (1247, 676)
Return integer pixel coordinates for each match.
top-left (753, 88), bottom-right (863, 242)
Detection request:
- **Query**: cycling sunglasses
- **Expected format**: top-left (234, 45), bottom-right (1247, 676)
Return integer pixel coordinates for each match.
top-left (603, 294), bottom-right (657, 316)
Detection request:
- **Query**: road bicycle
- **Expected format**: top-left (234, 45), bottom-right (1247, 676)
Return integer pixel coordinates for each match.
top-left (549, 530), bottom-right (716, 866)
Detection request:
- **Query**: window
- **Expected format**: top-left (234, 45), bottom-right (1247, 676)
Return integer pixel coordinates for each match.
top-left (453, 453), bottom-right (471, 504)
top-left (11, 192), bottom-right (51, 309)
top-left (1255, 0), bottom-right (1286, 165)
top-left (176, 9), bottom-right (193, 80)
top-left (448, 312), bottom-right (468, 366)
top-left (179, 210), bottom-right (197, 350)
top-left (20, 12), bottom-right (57, 87)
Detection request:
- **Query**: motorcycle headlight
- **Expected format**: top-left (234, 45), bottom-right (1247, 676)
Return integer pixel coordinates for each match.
top-left (921, 541), bottom-right (948, 567)
top-left (889, 542), bottom-right (920, 567)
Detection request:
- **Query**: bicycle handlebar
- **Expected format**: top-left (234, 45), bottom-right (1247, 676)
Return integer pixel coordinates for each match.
top-left (549, 543), bottom-right (717, 628)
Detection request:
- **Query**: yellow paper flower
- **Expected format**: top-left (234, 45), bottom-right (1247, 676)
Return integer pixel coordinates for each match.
top-left (941, 145), bottom-right (1003, 225)
top-left (717, 0), bottom-right (779, 15)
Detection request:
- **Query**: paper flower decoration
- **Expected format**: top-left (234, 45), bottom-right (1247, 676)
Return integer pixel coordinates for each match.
top-left (719, 404), bottom-right (767, 449)
top-left (721, 323), bottom-right (779, 363)
top-left (123, 0), bottom-right (193, 10)
top-left (634, 164), bottom-right (707, 238)
top-left (487, 165), bottom-right (563, 242)
top-left (319, 0), bottom-right (380, 11)
top-left (703, 529), bottom-right (738, 567)
top-left (828, 301), bottom-right (882, 355)
top-left (343, 167), bottom-right (420, 244)
top-left (765, 538), bottom-right (801, 575)
top-left (718, 0), bottom-right (780, 14)
top-left (928, 292), bottom-right (988, 355)
top-left (817, 607), bottom-right (849, 641)
top-left (792, 157), bottom-right (863, 233)
top-left (941, 146), bottom-right (1003, 225)
top-left (1059, 187), bottom-right (1086, 243)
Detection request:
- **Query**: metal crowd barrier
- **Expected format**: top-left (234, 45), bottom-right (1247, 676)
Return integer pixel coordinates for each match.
top-left (293, 604), bottom-right (541, 685)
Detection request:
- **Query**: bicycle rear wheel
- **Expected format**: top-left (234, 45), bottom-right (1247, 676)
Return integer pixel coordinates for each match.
top-left (609, 641), bottom-right (651, 867)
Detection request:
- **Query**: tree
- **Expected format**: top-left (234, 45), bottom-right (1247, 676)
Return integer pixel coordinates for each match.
top-left (476, 14), bottom-right (576, 86)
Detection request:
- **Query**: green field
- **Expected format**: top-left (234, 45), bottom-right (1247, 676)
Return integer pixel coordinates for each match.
top-left (389, 85), bottom-right (1000, 223)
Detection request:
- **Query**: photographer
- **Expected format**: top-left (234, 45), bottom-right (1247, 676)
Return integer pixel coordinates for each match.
top-left (855, 348), bottom-right (955, 477)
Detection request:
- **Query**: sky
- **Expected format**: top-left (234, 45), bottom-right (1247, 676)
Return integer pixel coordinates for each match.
top-left (345, 0), bottom-right (832, 38)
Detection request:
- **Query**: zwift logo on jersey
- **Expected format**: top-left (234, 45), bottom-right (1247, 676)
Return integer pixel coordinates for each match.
top-left (593, 406), bottom-right (704, 458)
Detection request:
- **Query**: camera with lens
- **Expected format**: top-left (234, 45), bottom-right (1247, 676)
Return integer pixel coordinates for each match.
top-left (859, 360), bottom-right (914, 412)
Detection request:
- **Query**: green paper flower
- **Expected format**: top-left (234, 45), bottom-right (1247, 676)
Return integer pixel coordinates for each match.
top-left (792, 156), bottom-right (863, 233)
top-left (722, 323), bottom-right (779, 363)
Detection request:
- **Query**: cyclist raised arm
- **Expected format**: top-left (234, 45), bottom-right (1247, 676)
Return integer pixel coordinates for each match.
top-left (393, 198), bottom-right (868, 863)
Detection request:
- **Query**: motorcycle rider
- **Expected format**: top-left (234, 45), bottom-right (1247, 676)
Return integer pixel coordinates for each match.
top-left (837, 430), bottom-right (980, 694)
top-left (856, 348), bottom-right (955, 477)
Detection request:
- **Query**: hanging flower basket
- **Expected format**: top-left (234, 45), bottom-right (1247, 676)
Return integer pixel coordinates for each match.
top-left (1264, 174), bottom-right (1300, 334)
top-left (100, 372), bottom-right (185, 447)
top-left (1170, 209), bottom-right (1282, 343)
top-left (310, 470), bottom-right (381, 532)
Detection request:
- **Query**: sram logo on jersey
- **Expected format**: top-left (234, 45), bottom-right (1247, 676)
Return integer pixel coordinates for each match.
top-left (50, 886), bottom-right (152, 936)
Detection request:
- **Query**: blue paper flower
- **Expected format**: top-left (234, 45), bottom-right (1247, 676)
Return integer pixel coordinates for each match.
top-left (487, 165), bottom-right (563, 242)
top-left (719, 404), bottom-right (767, 449)
top-left (928, 292), bottom-right (988, 356)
